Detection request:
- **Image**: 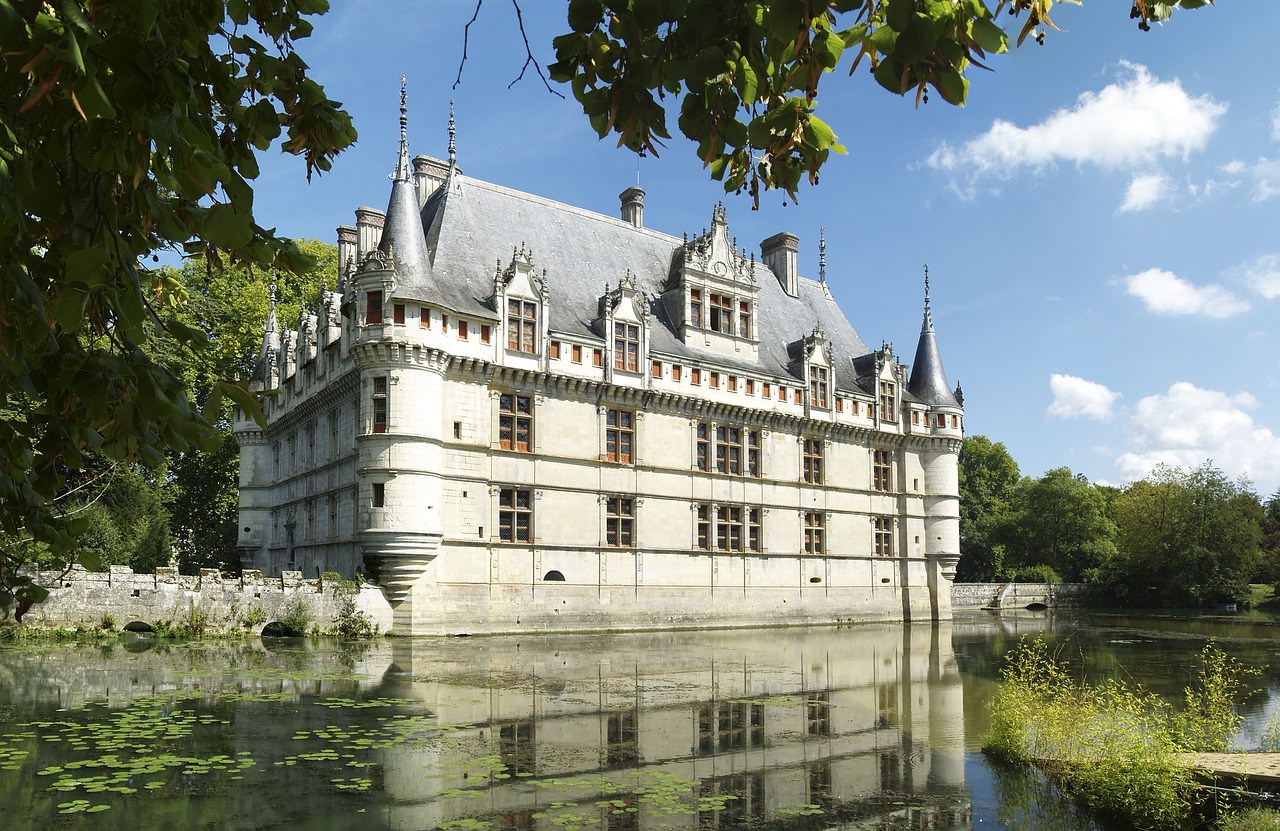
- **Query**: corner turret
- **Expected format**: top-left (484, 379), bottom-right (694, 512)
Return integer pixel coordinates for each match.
top-left (908, 266), bottom-right (960, 408)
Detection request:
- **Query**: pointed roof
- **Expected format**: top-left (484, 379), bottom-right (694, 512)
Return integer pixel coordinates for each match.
top-left (908, 266), bottom-right (961, 408)
top-left (377, 78), bottom-right (433, 300)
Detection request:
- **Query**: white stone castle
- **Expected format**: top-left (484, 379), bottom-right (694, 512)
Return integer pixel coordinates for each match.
top-left (234, 89), bottom-right (964, 636)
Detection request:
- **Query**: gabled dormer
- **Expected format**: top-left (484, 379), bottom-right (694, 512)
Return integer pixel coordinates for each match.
top-left (853, 342), bottom-right (903, 427)
top-left (597, 270), bottom-right (649, 384)
top-left (493, 243), bottom-right (548, 368)
top-left (664, 203), bottom-right (759, 358)
top-left (798, 326), bottom-right (833, 415)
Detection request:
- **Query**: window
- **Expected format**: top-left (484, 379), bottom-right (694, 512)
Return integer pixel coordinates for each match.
top-left (499, 393), bottom-right (532, 452)
top-left (802, 438), bottom-right (823, 484)
top-left (738, 300), bottom-right (751, 338)
top-left (793, 388), bottom-right (802, 404)
top-left (651, 360), bottom-right (661, 378)
top-left (690, 368), bottom-right (702, 385)
top-left (835, 397), bottom-right (843, 413)
top-left (689, 288), bottom-right (702, 327)
top-left (873, 450), bottom-right (893, 492)
top-left (727, 375), bottom-right (737, 392)
top-left (709, 372), bottom-right (720, 390)
top-left (874, 516), bottom-right (894, 557)
top-left (746, 379), bottom-right (755, 395)
top-left (371, 376), bottom-right (388, 433)
top-left (672, 364), bottom-right (683, 382)
top-left (571, 344), bottom-right (582, 363)
top-left (550, 340), bottom-right (561, 359)
top-left (371, 482), bottom-right (385, 508)
top-left (441, 314), bottom-right (448, 333)
top-left (709, 292), bottom-right (732, 333)
top-left (498, 488), bottom-right (532, 542)
top-left (936, 413), bottom-right (945, 427)
top-left (696, 503), bottom-right (760, 552)
top-left (809, 366), bottom-right (829, 408)
top-left (592, 348), bottom-right (603, 367)
top-left (365, 290), bottom-right (383, 324)
top-left (952, 414), bottom-right (960, 428)
top-left (716, 505), bottom-right (743, 551)
top-left (507, 299), bottom-right (538, 353)
top-left (606, 497), bottom-right (634, 547)
top-left (480, 324), bottom-right (491, 344)
top-left (762, 383), bottom-right (771, 399)
top-left (613, 322), bottom-right (640, 372)
top-left (420, 307), bottom-right (430, 327)
top-left (697, 423), bottom-right (760, 476)
top-left (498, 720), bottom-right (535, 776)
top-left (803, 512), bottom-right (825, 555)
top-left (911, 411), bottom-right (919, 425)
top-left (879, 381), bottom-right (896, 421)
top-left (606, 409), bottom-right (634, 463)
top-left (392, 303), bottom-right (405, 324)
top-left (458, 320), bottom-right (468, 339)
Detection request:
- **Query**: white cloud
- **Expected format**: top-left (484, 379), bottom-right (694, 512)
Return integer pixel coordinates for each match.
top-left (1119, 172), bottom-right (1170, 212)
top-left (1116, 382), bottom-right (1280, 488)
top-left (927, 63), bottom-right (1225, 179)
top-left (1221, 160), bottom-right (1246, 175)
top-left (1124, 267), bottom-right (1249, 318)
top-left (1235, 253), bottom-right (1280, 300)
top-left (1252, 157), bottom-right (1280, 201)
top-left (1048, 374), bottom-right (1118, 420)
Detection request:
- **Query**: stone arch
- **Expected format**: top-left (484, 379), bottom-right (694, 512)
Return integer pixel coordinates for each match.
top-left (542, 570), bottom-right (565, 582)
top-left (122, 621), bottom-right (155, 633)
top-left (261, 620), bottom-right (306, 637)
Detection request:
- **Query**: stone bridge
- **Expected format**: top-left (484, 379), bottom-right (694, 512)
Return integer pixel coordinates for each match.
top-left (950, 582), bottom-right (1091, 611)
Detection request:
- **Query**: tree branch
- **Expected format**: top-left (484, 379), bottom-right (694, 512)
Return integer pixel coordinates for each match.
top-left (453, 0), bottom-right (563, 98)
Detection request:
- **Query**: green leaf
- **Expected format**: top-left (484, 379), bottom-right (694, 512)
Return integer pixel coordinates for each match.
top-left (885, 0), bottom-right (915, 32)
top-left (970, 15), bottom-right (1008, 54)
top-left (203, 203), bottom-right (253, 248)
top-left (932, 65), bottom-right (969, 105)
top-left (72, 76), bottom-right (116, 120)
top-left (567, 0), bottom-right (605, 34)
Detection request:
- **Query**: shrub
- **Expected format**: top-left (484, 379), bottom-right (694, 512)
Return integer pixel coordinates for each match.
top-left (279, 596), bottom-right (313, 636)
top-left (1009, 564), bottom-right (1063, 584)
top-left (333, 598), bottom-right (378, 639)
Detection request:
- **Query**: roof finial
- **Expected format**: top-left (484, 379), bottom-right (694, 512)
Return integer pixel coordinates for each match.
top-left (266, 277), bottom-right (278, 332)
top-left (447, 100), bottom-right (457, 166)
top-left (922, 264), bottom-right (934, 332)
top-left (395, 76), bottom-right (410, 182)
top-left (818, 226), bottom-right (827, 286)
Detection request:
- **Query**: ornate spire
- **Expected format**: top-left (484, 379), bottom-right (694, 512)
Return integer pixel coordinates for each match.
top-left (447, 100), bottom-right (457, 166)
top-left (922, 264), bottom-right (933, 333)
top-left (266, 277), bottom-right (278, 332)
top-left (394, 76), bottom-right (410, 182)
top-left (818, 227), bottom-right (827, 286)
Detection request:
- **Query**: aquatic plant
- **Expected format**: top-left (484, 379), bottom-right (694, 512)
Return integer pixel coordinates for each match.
top-left (985, 638), bottom-right (1251, 830)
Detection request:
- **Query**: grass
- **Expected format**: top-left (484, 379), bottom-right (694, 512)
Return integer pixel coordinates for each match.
top-left (985, 637), bottom-right (1253, 830)
top-left (1221, 808), bottom-right (1280, 831)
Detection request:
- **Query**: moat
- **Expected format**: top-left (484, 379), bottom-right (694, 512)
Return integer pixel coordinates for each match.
top-left (4, 609), bottom-right (1280, 830)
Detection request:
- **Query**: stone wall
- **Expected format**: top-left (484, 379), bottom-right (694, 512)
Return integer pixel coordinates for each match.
top-left (19, 565), bottom-right (394, 635)
top-left (951, 582), bottom-right (1091, 609)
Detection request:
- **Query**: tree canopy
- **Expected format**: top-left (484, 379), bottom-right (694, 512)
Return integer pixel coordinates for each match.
top-left (957, 435), bottom-right (1020, 581)
top-left (0, 0), bottom-right (355, 618)
top-left (549, 0), bottom-right (1215, 205)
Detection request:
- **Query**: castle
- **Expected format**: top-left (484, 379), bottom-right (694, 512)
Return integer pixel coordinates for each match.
top-left (233, 90), bottom-right (964, 636)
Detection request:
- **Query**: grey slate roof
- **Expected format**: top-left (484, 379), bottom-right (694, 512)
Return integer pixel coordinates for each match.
top-left (907, 304), bottom-right (960, 408)
top-left (378, 111), bottom-right (434, 301)
top-left (413, 172), bottom-right (876, 390)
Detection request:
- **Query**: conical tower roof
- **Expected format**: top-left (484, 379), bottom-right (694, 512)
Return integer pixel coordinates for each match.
top-left (377, 78), bottom-right (433, 300)
top-left (908, 267), bottom-right (960, 408)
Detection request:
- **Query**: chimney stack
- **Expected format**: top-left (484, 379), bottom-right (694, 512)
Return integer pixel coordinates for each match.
top-left (619, 186), bottom-right (645, 228)
top-left (336, 224), bottom-right (357, 279)
top-left (354, 207), bottom-right (385, 260)
top-left (413, 155), bottom-right (451, 208)
top-left (761, 232), bottom-right (799, 297)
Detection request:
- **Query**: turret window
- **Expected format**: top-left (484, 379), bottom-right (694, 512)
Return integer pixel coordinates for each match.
top-left (393, 303), bottom-right (405, 324)
top-left (507, 299), bottom-right (538, 353)
top-left (371, 377), bottom-right (388, 433)
top-left (366, 291), bottom-right (383, 325)
top-left (613, 322), bottom-right (640, 372)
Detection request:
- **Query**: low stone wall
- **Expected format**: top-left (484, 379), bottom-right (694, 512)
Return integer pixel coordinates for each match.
top-left (951, 582), bottom-right (1092, 609)
top-left (17, 565), bottom-right (394, 635)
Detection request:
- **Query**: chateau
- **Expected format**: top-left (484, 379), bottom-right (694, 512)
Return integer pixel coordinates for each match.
top-left (233, 95), bottom-right (965, 636)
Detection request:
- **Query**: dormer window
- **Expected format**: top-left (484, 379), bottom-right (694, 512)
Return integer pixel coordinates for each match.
top-left (709, 292), bottom-right (732, 334)
top-left (613, 322), bottom-right (639, 372)
top-left (507, 299), bottom-right (538, 353)
top-left (690, 288), bottom-right (702, 326)
top-left (810, 366), bottom-right (829, 409)
top-left (879, 381), bottom-right (896, 421)
top-left (738, 301), bottom-right (752, 338)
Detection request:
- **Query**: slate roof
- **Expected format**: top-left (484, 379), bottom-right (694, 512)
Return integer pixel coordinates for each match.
top-left (906, 281), bottom-right (960, 408)
top-left (403, 173), bottom-right (886, 392)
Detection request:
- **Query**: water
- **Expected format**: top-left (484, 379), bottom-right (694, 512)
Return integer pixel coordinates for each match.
top-left (3, 609), bottom-right (1280, 830)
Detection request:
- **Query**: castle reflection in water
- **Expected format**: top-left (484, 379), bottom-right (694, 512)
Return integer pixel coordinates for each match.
top-left (367, 623), bottom-right (969, 830)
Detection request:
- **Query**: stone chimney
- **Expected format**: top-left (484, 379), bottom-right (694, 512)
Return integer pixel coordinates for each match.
top-left (761, 231), bottom-right (799, 297)
top-left (413, 155), bottom-right (451, 208)
top-left (620, 186), bottom-right (645, 228)
top-left (336, 224), bottom-right (357, 279)
top-left (354, 207), bottom-right (384, 260)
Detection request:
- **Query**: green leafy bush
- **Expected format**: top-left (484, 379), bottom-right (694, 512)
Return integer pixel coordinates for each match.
top-left (332, 599), bottom-right (378, 640)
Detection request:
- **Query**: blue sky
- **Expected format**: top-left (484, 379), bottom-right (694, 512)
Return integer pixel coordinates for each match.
top-left (250, 1), bottom-right (1280, 495)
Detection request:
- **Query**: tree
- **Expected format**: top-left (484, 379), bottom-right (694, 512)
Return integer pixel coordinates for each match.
top-left (0, 1), bottom-right (355, 618)
top-left (1102, 462), bottom-right (1262, 606)
top-left (999, 467), bottom-right (1117, 583)
top-left (957, 435), bottom-right (1020, 581)
top-left (548, 0), bottom-right (1215, 205)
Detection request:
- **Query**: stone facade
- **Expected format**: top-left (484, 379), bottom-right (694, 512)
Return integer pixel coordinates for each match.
top-left (234, 93), bottom-right (965, 636)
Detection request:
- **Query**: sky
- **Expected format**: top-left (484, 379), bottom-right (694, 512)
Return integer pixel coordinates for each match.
top-left (248, 1), bottom-right (1280, 496)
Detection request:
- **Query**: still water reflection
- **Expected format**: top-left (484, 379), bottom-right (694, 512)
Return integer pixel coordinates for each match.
top-left (3, 610), bottom-right (1280, 830)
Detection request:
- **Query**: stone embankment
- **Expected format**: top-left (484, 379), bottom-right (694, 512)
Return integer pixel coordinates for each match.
top-left (16, 565), bottom-right (393, 635)
top-left (951, 582), bottom-right (1092, 610)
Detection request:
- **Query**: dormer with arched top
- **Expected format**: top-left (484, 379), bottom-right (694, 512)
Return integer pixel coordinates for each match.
top-left (663, 203), bottom-right (760, 360)
top-left (798, 326), bottom-right (833, 416)
top-left (597, 270), bottom-right (649, 387)
top-left (493, 243), bottom-right (549, 371)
